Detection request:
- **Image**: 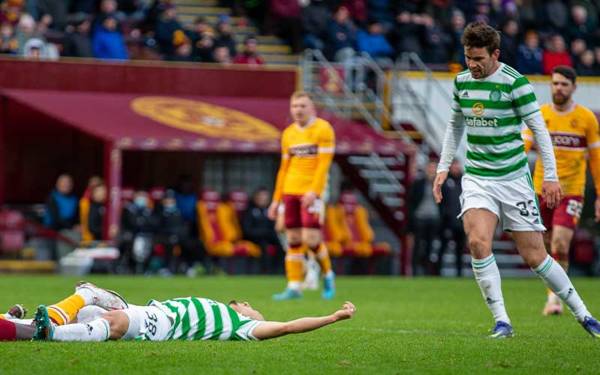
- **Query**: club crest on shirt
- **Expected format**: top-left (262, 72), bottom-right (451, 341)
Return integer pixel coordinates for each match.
top-left (489, 89), bottom-right (502, 102)
top-left (472, 102), bottom-right (485, 116)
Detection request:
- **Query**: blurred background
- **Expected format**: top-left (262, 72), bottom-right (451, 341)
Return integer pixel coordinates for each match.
top-left (0, 0), bottom-right (599, 278)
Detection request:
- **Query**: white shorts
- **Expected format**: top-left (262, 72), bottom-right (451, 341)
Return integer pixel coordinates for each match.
top-left (459, 173), bottom-right (546, 232)
top-left (122, 305), bottom-right (173, 341)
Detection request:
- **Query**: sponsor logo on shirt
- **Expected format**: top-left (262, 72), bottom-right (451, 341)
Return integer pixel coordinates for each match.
top-left (550, 132), bottom-right (587, 148)
top-left (472, 102), bottom-right (485, 116)
top-left (289, 144), bottom-right (318, 156)
top-left (466, 117), bottom-right (498, 127)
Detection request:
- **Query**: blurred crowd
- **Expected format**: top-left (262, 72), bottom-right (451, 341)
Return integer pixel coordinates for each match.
top-left (0, 0), bottom-right (265, 65)
top-left (42, 174), bottom-right (283, 275)
top-left (1, 0), bottom-right (600, 75)
top-left (282, 0), bottom-right (600, 74)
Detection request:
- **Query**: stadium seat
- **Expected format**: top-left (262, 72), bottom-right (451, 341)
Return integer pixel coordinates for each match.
top-left (338, 191), bottom-right (391, 258)
top-left (323, 204), bottom-right (347, 258)
top-left (0, 209), bottom-right (26, 254)
top-left (196, 189), bottom-right (260, 258)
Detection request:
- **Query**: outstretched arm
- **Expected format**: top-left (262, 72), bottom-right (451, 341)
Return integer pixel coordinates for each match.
top-left (252, 301), bottom-right (356, 340)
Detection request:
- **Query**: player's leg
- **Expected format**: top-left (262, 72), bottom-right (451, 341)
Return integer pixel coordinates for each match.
top-left (0, 318), bottom-right (36, 341)
top-left (274, 196), bottom-right (306, 300)
top-left (301, 196), bottom-right (334, 299)
top-left (463, 208), bottom-right (512, 337)
top-left (303, 228), bottom-right (334, 299)
top-left (544, 225), bottom-right (574, 315)
top-left (34, 307), bottom-right (131, 341)
top-left (47, 281), bottom-right (128, 326)
top-left (512, 230), bottom-right (600, 336)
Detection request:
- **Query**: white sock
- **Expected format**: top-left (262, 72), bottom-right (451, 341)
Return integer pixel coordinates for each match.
top-left (76, 288), bottom-right (95, 306)
top-left (52, 318), bottom-right (111, 341)
top-left (287, 281), bottom-right (302, 291)
top-left (472, 255), bottom-right (510, 324)
top-left (324, 270), bottom-right (334, 279)
top-left (533, 255), bottom-right (591, 322)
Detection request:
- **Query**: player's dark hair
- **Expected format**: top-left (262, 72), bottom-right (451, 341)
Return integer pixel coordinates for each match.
top-left (552, 65), bottom-right (577, 84)
top-left (461, 21), bottom-right (501, 54)
top-left (228, 300), bottom-right (238, 305)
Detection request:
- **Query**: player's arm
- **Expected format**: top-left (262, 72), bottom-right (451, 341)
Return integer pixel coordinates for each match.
top-left (514, 76), bottom-right (561, 207)
top-left (434, 80), bottom-right (465, 203)
top-left (268, 134), bottom-right (290, 219)
top-left (303, 125), bottom-right (335, 207)
top-left (585, 112), bottom-right (600, 221)
top-left (252, 301), bottom-right (355, 340)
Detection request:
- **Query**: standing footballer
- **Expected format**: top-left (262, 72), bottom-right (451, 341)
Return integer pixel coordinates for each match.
top-left (523, 65), bottom-right (600, 316)
top-left (268, 91), bottom-right (336, 300)
top-left (433, 22), bottom-right (600, 338)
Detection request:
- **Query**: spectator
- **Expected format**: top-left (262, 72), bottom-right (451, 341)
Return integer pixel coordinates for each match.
top-left (33, 0), bottom-right (68, 31)
top-left (233, 35), bottom-right (265, 65)
top-left (543, 34), bottom-right (572, 75)
top-left (174, 175), bottom-right (198, 236)
top-left (268, 0), bottom-right (302, 53)
top-left (422, 14), bottom-right (450, 64)
top-left (499, 18), bottom-right (519, 68)
top-left (62, 15), bottom-right (93, 58)
top-left (92, 14), bottom-right (128, 60)
top-left (15, 13), bottom-right (40, 54)
top-left (43, 174), bottom-right (80, 260)
top-left (192, 28), bottom-right (215, 62)
top-left (70, 0), bottom-right (96, 15)
top-left (367, 0), bottom-right (393, 30)
top-left (356, 20), bottom-right (393, 62)
top-left (0, 22), bottom-right (18, 54)
top-left (154, 3), bottom-right (182, 58)
top-left (119, 190), bottom-right (157, 273)
top-left (1, 0), bottom-right (23, 26)
top-left (88, 184), bottom-right (107, 241)
top-left (214, 16), bottom-right (236, 58)
top-left (438, 160), bottom-right (465, 277)
top-left (301, 0), bottom-right (330, 51)
top-left (213, 44), bottom-right (232, 65)
top-left (407, 159), bottom-right (441, 276)
top-left (448, 8), bottom-right (465, 65)
top-left (154, 189), bottom-right (200, 275)
top-left (342, 0), bottom-right (367, 26)
top-left (326, 5), bottom-right (356, 62)
top-left (44, 174), bottom-right (79, 232)
top-left (389, 10), bottom-right (423, 57)
top-left (169, 30), bottom-right (193, 61)
top-left (241, 187), bottom-right (283, 274)
top-left (190, 17), bottom-right (215, 62)
top-left (541, 0), bottom-right (568, 34)
top-left (517, 29), bottom-right (543, 74)
top-left (575, 49), bottom-right (597, 76)
top-left (567, 4), bottom-right (595, 44)
top-left (570, 38), bottom-right (587, 62)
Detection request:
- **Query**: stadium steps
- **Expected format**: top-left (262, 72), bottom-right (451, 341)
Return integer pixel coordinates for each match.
top-left (173, 0), bottom-right (297, 65)
top-left (337, 154), bottom-right (408, 241)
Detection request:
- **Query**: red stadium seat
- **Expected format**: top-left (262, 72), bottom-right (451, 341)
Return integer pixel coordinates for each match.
top-left (0, 209), bottom-right (25, 254)
top-left (197, 189), bottom-right (260, 258)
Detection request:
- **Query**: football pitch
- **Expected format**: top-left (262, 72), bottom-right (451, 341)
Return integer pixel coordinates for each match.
top-left (1, 275), bottom-right (599, 374)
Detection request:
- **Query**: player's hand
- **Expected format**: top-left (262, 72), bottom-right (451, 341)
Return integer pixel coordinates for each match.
top-left (333, 301), bottom-right (356, 321)
top-left (542, 180), bottom-right (562, 209)
top-left (301, 191), bottom-right (317, 208)
top-left (595, 196), bottom-right (600, 222)
top-left (433, 171), bottom-right (448, 204)
top-left (267, 201), bottom-right (279, 220)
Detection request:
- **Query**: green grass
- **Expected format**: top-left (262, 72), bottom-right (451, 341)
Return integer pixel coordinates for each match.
top-left (0, 275), bottom-right (599, 374)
